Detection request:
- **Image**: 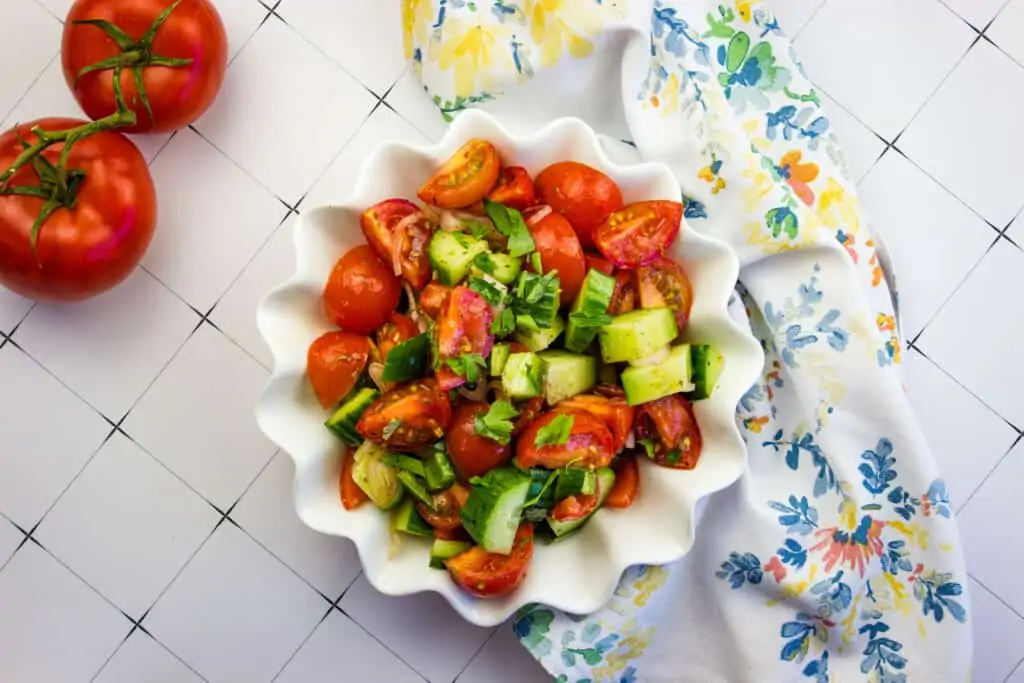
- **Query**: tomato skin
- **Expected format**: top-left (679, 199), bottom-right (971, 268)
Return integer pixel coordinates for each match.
top-left (376, 313), bottom-right (419, 365)
top-left (418, 140), bottom-right (501, 209)
top-left (515, 409), bottom-right (615, 470)
top-left (323, 245), bottom-right (401, 334)
top-left (340, 450), bottom-right (368, 510)
top-left (419, 282), bottom-right (452, 319)
top-left (417, 483), bottom-right (471, 531)
top-left (535, 162), bottom-right (624, 248)
top-left (594, 201), bottom-right (683, 270)
top-left (487, 166), bottom-right (536, 210)
top-left (605, 455), bottom-right (639, 508)
top-left (638, 255), bottom-right (693, 333)
top-left (0, 119), bottom-right (156, 301)
top-left (527, 212), bottom-right (586, 306)
top-left (306, 332), bottom-right (371, 409)
top-left (446, 524), bottom-right (534, 597)
top-left (636, 395), bottom-right (702, 469)
top-left (434, 286), bottom-right (494, 390)
top-left (585, 254), bottom-right (615, 276)
top-left (62, 0), bottom-right (228, 134)
top-left (608, 271), bottom-right (638, 316)
top-left (557, 394), bottom-right (635, 454)
top-left (446, 402), bottom-right (513, 479)
top-left (356, 379), bottom-right (452, 449)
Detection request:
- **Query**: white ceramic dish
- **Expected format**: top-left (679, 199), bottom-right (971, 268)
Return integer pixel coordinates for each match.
top-left (255, 109), bottom-right (764, 627)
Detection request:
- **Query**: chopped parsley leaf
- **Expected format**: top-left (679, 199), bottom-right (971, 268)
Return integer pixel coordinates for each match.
top-left (491, 308), bottom-right (517, 337)
top-left (534, 414), bottom-right (575, 448)
top-left (638, 438), bottom-right (656, 460)
top-left (445, 352), bottom-right (488, 384)
top-left (468, 276), bottom-right (506, 307)
top-left (473, 400), bottom-right (519, 444)
top-left (512, 270), bottom-right (560, 328)
top-left (484, 200), bottom-right (535, 257)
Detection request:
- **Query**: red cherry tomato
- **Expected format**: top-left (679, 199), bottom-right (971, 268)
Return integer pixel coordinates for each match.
top-left (306, 332), bottom-right (371, 409)
top-left (534, 161), bottom-right (624, 248)
top-left (605, 454), bottom-right (639, 509)
top-left (638, 255), bottom-right (693, 334)
top-left (608, 270), bottom-right (639, 316)
top-left (486, 166), bottom-right (536, 210)
top-left (0, 118), bottom-right (156, 301)
top-left (360, 199), bottom-right (434, 289)
top-left (594, 201), bottom-right (683, 270)
top-left (323, 245), bottom-right (401, 334)
top-left (376, 313), bottom-right (419, 365)
top-left (417, 483), bottom-right (471, 532)
top-left (527, 211), bottom-right (586, 306)
top-left (550, 491), bottom-right (600, 522)
top-left (419, 282), bottom-right (452, 319)
top-left (635, 395), bottom-right (702, 469)
top-left (355, 379), bottom-right (452, 449)
top-left (339, 450), bottom-right (368, 510)
top-left (446, 402), bottom-right (513, 479)
top-left (585, 254), bottom-right (615, 276)
top-left (434, 286), bottom-right (494, 390)
top-left (418, 140), bottom-right (501, 209)
top-left (62, 0), bottom-right (228, 134)
top-left (557, 394), bottom-right (635, 454)
top-left (445, 523), bottom-right (534, 597)
top-left (515, 409), bottom-right (615, 470)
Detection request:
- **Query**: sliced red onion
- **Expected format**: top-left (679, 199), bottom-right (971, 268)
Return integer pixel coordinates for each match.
top-left (392, 212), bottom-right (421, 277)
top-left (524, 205), bottom-right (552, 228)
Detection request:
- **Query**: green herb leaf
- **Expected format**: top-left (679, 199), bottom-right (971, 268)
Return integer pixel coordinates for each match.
top-left (484, 200), bottom-right (535, 257)
top-left (468, 276), bottom-right (505, 307)
top-left (473, 400), bottom-right (519, 444)
top-left (445, 352), bottom-right (488, 384)
top-left (512, 270), bottom-right (560, 328)
top-left (534, 414), bottom-right (575, 448)
top-left (639, 438), bottom-right (656, 460)
top-left (467, 221), bottom-right (492, 240)
top-left (665, 449), bottom-right (682, 465)
top-left (491, 308), bottom-right (517, 337)
top-left (529, 251), bottom-right (543, 274)
top-left (474, 251), bottom-right (497, 274)
top-left (383, 418), bottom-right (403, 440)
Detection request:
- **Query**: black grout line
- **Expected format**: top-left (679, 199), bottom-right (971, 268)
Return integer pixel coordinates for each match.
top-left (452, 628), bottom-right (500, 682)
top-left (972, 572), bottom-right (1024, 622)
top-left (331, 600), bottom-right (430, 683)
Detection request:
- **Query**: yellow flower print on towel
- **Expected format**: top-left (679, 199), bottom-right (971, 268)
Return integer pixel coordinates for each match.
top-left (436, 17), bottom-right (513, 98)
top-left (402, 0), bottom-right (434, 60)
top-left (526, 0), bottom-right (622, 69)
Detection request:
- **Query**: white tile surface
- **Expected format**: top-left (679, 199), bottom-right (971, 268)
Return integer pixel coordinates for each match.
top-left (1010, 663), bottom-right (1024, 683)
top-left (0, 517), bottom-right (22, 567)
top-left (231, 452), bottom-right (362, 599)
top-left (457, 626), bottom-right (552, 683)
top-left (144, 128), bottom-right (285, 311)
top-left (943, 0), bottom-right (1008, 29)
top-left (858, 149), bottom-right (994, 339)
top-left (339, 575), bottom-right (494, 683)
top-left (213, 0), bottom-right (271, 61)
top-left (194, 13), bottom-right (378, 205)
top-left (386, 68), bottom-right (450, 143)
top-left (917, 240), bottom-right (1024, 427)
top-left (902, 348), bottom-right (1017, 507)
top-left (95, 631), bottom-right (203, 683)
top-left (0, 1), bottom-right (60, 122)
top-left (0, 542), bottom-right (128, 682)
top-left (0, 343), bottom-right (109, 528)
top-left (967, 578), bottom-right (1024, 683)
top-left (0, 289), bottom-right (32, 334)
top-left (276, 609), bottom-right (423, 683)
top-left (13, 269), bottom-right (196, 419)
top-left (818, 92), bottom-right (884, 184)
top-left (899, 40), bottom-right (1024, 227)
top-left (125, 323), bottom-right (276, 510)
top-left (990, 0), bottom-right (1024, 66)
top-left (35, 433), bottom-right (218, 618)
top-left (796, 0), bottom-right (974, 140)
top-left (145, 523), bottom-right (326, 683)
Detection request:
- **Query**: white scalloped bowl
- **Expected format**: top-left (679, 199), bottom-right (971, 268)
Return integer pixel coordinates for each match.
top-left (255, 109), bottom-right (763, 626)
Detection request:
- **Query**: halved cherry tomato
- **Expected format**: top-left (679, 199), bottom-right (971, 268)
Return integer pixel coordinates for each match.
top-left (512, 397), bottom-right (544, 437)
top-left (435, 286), bottom-right (494, 390)
top-left (594, 200), bottom-right (683, 270)
top-left (356, 379), bottom-right (452, 449)
top-left (487, 166), bottom-right (536, 210)
top-left (535, 161), bottom-right (624, 248)
top-left (418, 140), bottom-right (501, 209)
top-left (585, 253), bottom-right (615, 276)
top-left (446, 523), bottom-right (534, 597)
top-left (515, 409), bottom-right (615, 470)
top-left (446, 402), bottom-right (513, 479)
top-left (635, 395), bottom-right (702, 469)
top-left (359, 199), bottom-right (416, 264)
top-left (323, 245), bottom-right (401, 334)
top-left (638, 255), bottom-right (693, 333)
top-left (527, 212), bottom-right (586, 305)
top-left (376, 313), bottom-right (419, 365)
top-left (608, 270), bottom-right (638, 316)
top-left (359, 200), bottom-right (434, 289)
top-left (605, 454), bottom-right (639, 508)
top-left (340, 450), bottom-right (368, 510)
top-left (306, 331), bottom-right (372, 408)
top-left (550, 491), bottom-right (600, 522)
top-left (558, 394), bottom-right (635, 454)
top-left (419, 282), bottom-right (452, 319)
top-left (417, 483), bottom-right (471, 531)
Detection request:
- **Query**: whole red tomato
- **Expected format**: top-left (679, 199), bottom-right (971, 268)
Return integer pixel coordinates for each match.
top-left (534, 161), bottom-right (623, 248)
top-left (0, 118), bottom-right (156, 301)
top-left (62, 0), bottom-right (228, 133)
top-left (323, 245), bottom-right (401, 334)
top-left (526, 211), bottom-right (586, 306)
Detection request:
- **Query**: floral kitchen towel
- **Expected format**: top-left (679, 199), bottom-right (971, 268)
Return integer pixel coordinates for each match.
top-left (403, 1), bottom-right (972, 681)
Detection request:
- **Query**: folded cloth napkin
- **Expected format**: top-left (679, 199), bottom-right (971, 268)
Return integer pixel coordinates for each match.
top-left (404, 1), bottom-right (972, 680)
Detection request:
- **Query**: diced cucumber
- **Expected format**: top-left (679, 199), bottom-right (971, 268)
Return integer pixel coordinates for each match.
top-left (424, 448), bottom-right (456, 492)
top-left (547, 467), bottom-right (615, 537)
top-left (381, 334), bottom-right (430, 382)
top-left (501, 351), bottom-right (544, 399)
top-left (472, 252), bottom-right (522, 285)
top-left (685, 344), bottom-right (724, 400)
top-left (429, 231), bottom-right (489, 286)
top-left (324, 387), bottom-right (379, 447)
top-left (350, 441), bottom-right (404, 510)
top-left (381, 453), bottom-right (425, 478)
top-left (554, 469), bottom-right (596, 500)
top-left (460, 467), bottom-right (531, 554)
top-left (514, 314), bottom-right (565, 352)
top-left (523, 469), bottom-right (557, 512)
top-left (392, 498), bottom-right (433, 537)
top-left (621, 344), bottom-right (694, 406)
top-left (538, 350), bottom-right (596, 405)
top-left (429, 539), bottom-right (472, 569)
top-left (564, 269), bottom-right (616, 353)
top-left (598, 308), bottom-right (678, 364)
top-left (397, 471), bottom-right (435, 509)
top-left (490, 343), bottom-right (511, 377)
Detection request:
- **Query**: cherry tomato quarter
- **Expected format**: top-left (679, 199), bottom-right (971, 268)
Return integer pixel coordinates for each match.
top-left (434, 286), bottom-right (494, 389)
top-left (360, 199), bottom-right (433, 289)
top-left (528, 212), bottom-right (586, 305)
top-left (638, 255), bottom-right (694, 334)
top-left (339, 450), bottom-right (368, 510)
top-left (636, 394), bottom-right (702, 469)
top-left (376, 313), bottom-right (419, 365)
top-left (550, 491), bottom-right (600, 522)
top-left (446, 402), bottom-right (513, 479)
top-left (558, 394), bottom-right (635, 454)
top-left (534, 161), bottom-right (624, 248)
top-left (608, 270), bottom-right (638, 316)
top-left (418, 282), bottom-right (452, 319)
top-left (605, 454), bottom-right (639, 509)
top-left (417, 483), bottom-right (471, 531)
top-left (486, 166), bottom-right (536, 211)
top-left (306, 331), bottom-right (371, 408)
top-left (515, 409), bottom-right (615, 470)
top-left (418, 140), bottom-right (501, 209)
top-left (594, 200), bottom-right (683, 270)
top-left (323, 245), bottom-right (401, 334)
top-left (356, 379), bottom-right (452, 449)
top-left (445, 523), bottom-right (534, 597)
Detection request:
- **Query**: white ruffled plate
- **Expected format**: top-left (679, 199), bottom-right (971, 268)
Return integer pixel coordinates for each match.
top-left (255, 109), bottom-right (764, 627)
